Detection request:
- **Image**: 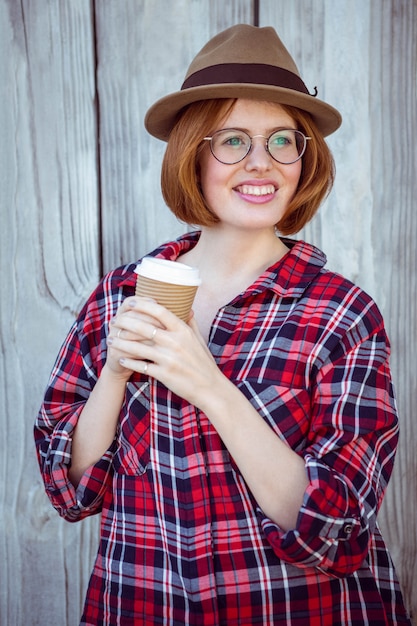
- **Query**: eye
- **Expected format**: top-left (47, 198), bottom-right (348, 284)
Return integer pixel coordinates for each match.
top-left (270, 131), bottom-right (293, 147)
top-left (217, 130), bottom-right (249, 149)
top-left (225, 135), bottom-right (244, 147)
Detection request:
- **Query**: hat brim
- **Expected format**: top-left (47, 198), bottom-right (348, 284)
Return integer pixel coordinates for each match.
top-left (145, 83), bottom-right (342, 141)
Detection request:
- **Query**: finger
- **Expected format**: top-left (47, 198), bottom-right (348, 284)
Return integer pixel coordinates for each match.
top-left (110, 297), bottom-right (165, 340)
top-left (111, 315), bottom-right (163, 345)
top-left (112, 333), bottom-right (156, 364)
top-left (118, 295), bottom-right (155, 313)
top-left (110, 297), bottom-right (160, 333)
top-left (119, 357), bottom-right (153, 377)
top-left (108, 322), bottom-right (136, 343)
top-left (127, 297), bottom-right (185, 331)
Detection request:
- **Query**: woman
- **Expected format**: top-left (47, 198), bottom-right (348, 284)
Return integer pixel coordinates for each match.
top-left (35, 24), bottom-right (411, 625)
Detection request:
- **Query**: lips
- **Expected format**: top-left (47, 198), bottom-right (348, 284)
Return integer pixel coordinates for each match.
top-left (235, 184), bottom-right (277, 196)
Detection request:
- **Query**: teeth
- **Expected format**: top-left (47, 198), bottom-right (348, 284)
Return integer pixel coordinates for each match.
top-left (239, 185), bottom-right (275, 196)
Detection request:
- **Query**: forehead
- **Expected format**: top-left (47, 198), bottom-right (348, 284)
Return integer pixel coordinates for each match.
top-left (219, 99), bottom-right (296, 129)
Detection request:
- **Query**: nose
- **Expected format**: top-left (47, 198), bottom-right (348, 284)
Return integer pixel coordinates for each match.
top-left (244, 135), bottom-right (272, 171)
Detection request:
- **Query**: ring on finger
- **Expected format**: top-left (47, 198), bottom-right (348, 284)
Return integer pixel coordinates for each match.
top-left (150, 327), bottom-right (158, 340)
top-left (117, 328), bottom-right (123, 339)
top-left (142, 362), bottom-right (148, 375)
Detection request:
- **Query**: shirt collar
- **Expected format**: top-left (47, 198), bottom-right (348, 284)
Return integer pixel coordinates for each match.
top-left (248, 237), bottom-right (327, 299)
top-left (116, 231), bottom-right (327, 299)
top-left (116, 231), bottom-right (201, 290)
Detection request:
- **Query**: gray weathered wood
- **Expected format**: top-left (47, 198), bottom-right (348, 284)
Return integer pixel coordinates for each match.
top-left (1, 0), bottom-right (415, 624)
top-left (1, 1), bottom-right (101, 624)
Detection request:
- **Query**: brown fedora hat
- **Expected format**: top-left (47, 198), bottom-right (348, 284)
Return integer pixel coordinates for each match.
top-left (145, 24), bottom-right (342, 141)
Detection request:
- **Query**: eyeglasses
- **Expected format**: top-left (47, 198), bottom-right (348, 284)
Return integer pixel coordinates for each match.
top-left (203, 128), bottom-right (311, 165)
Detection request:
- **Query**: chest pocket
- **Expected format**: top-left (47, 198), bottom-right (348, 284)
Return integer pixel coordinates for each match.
top-left (113, 378), bottom-right (151, 475)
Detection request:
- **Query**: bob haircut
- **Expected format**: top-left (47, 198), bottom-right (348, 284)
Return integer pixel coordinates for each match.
top-left (161, 99), bottom-right (335, 235)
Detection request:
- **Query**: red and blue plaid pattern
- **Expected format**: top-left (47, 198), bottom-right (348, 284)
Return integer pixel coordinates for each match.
top-left (35, 232), bottom-right (411, 625)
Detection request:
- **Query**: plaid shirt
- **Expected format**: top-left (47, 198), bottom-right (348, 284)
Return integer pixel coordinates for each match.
top-left (35, 232), bottom-right (411, 625)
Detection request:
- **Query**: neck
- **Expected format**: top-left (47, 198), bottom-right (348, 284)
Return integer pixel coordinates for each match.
top-left (182, 226), bottom-right (289, 282)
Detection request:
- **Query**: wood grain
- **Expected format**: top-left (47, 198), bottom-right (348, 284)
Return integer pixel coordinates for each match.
top-left (1, 1), bottom-right (100, 624)
top-left (1, 0), bottom-right (415, 623)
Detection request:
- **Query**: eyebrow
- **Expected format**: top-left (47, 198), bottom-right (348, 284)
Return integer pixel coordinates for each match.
top-left (216, 126), bottom-right (296, 134)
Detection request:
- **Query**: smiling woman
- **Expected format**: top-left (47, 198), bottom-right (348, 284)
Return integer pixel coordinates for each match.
top-left (162, 97), bottom-right (335, 233)
top-left (34, 23), bottom-right (412, 626)
top-left (197, 100), bottom-right (303, 233)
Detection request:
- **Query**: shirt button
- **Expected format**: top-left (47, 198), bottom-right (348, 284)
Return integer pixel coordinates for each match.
top-left (343, 523), bottom-right (353, 536)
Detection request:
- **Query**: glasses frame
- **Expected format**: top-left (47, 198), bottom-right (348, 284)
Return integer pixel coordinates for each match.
top-left (203, 128), bottom-right (311, 165)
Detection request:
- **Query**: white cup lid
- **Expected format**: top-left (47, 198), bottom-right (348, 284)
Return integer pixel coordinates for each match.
top-left (134, 257), bottom-right (201, 286)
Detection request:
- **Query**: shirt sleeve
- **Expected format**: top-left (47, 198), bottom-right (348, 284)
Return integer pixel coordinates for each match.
top-left (34, 280), bottom-right (117, 522)
top-left (258, 301), bottom-right (399, 577)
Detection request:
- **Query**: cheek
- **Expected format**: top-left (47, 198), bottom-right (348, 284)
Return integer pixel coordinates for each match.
top-left (199, 174), bottom-right (218, 212)
top-left (198, 155), bottom-right (224, 203)
top-left (287, 161), bottom-right (302, 194)
top-left (196, 153), bottom-right (226, 221)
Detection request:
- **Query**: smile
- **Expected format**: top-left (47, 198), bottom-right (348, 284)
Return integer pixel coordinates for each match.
top-left (236, 184), bottom-right (276, 196)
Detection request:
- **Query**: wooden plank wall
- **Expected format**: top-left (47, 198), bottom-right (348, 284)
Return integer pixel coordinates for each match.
top-left (1, 1), bottom-right (415, 623)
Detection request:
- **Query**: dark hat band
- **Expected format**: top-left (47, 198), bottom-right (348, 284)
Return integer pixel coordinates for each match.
top-left (182, 63), bottom-right (310, 95)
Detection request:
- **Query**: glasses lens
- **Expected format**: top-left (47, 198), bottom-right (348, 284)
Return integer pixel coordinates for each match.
top-left (268, 130), bottom-right (306, 164)
top-left (211, 129), bottom-right (251, 164)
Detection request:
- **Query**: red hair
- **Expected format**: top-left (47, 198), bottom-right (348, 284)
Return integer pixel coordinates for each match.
top-left (161, 99), bottom-right (335, 234)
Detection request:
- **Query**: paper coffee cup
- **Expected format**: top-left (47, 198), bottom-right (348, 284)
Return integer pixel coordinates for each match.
top-left (134, 257), bottom-right (201, 321)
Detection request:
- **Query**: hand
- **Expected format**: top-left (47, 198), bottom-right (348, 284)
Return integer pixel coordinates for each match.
top-left (105, 296), bottom-right (165, 380)
top-left (109, 297), bottom-right (221, 406)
